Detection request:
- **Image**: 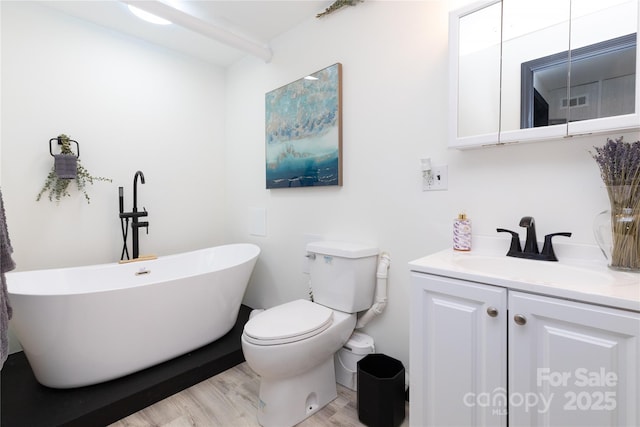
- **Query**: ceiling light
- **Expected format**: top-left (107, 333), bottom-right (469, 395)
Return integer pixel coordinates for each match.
top-left (128, 5), bottom-right (172, 25)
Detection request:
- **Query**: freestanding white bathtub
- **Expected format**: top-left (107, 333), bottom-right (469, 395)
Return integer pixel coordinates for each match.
top-left (6, 243), bottom-right (260, 389)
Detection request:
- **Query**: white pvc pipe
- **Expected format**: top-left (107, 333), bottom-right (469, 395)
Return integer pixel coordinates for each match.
top-left (355, 252), bottom-right (390, 329)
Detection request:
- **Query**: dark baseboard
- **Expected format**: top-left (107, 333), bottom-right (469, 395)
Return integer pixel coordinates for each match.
top-left (1, 304), bottom-right (251, 427)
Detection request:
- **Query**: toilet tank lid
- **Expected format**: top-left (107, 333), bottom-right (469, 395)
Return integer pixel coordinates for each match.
top-left (307, 241), bottom-right (378, 258)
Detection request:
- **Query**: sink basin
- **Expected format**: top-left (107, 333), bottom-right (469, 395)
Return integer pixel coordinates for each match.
top-left (449, 255), bottom-right (633, 288)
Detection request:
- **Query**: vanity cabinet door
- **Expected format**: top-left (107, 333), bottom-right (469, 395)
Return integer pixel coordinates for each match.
top-left (508, 291), bottom-right (640, 427)
top-left (410, 273), bottom-right (507, 427)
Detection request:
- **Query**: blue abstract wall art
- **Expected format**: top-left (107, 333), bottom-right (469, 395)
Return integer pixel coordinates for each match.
top-left (265, 63), bottom-right (342, 188)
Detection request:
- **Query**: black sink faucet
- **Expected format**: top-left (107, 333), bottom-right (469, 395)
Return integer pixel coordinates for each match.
top-left (119, 171), bottom-right (149, 260)
top-left (519, 216), bottom-right (539, 255)
top-left (497, 216), bottom-right (571, 261)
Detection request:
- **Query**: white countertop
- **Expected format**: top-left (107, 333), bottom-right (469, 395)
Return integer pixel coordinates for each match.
top-left (409, 236), bottom-right (640, 312)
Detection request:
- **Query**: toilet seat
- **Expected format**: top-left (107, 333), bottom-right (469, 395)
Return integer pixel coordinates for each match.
top-left (243, 299), bottom-right (334, 345)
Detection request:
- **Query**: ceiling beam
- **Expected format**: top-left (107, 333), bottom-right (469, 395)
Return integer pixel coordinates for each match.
top-left (121, 0), bottom-right (273, 63)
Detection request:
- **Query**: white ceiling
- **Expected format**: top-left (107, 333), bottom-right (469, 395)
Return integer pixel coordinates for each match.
top-left (39, 0), bottom-right (332, 67)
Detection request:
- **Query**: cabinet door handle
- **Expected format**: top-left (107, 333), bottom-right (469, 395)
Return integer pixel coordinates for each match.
top-left (486, 306), bottom-right (499, 317)
top-left (514, 314), bottom-right (527, 325)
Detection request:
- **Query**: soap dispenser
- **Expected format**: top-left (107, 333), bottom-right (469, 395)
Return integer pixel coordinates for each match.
top-left (453, 213), bottom-right (471, 251)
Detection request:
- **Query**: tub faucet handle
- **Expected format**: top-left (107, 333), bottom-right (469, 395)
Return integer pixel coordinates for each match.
top-left (143, 208), bottom-right (148, 234)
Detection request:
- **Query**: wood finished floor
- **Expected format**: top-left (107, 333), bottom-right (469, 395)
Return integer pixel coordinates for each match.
top-left (109, 362), bottom-right (410, 427)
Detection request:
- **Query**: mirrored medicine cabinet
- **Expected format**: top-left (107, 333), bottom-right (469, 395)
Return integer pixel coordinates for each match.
top-left (449, 0), bottom-right (640, 149)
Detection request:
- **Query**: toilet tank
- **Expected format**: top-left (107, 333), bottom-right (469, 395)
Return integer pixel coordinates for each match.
top-left (307, 241), bottom-right (379, 313)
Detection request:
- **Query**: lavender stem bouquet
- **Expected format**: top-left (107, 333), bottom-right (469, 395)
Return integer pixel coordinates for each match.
top-left (591, 137), bottom-right (640, 271)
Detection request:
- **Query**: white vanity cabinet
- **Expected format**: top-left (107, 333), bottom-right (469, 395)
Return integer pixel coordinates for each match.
top-left (410, 271), bottom-right (640, 427)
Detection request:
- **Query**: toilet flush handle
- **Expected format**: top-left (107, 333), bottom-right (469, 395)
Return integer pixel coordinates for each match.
top-left (306, 253), bottom-right (316, 260)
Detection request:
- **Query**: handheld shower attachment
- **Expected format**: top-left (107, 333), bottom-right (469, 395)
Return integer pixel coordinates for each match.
top-left (118, 186), bottom-right (130, 260)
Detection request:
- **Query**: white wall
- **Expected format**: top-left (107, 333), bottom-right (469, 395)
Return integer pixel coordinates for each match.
top-left (1, 2), bottom-right (228, 271)
top-left (1, 0), bottom-right (638, 375)
top-left (225, 0), bottom-right (639, 372)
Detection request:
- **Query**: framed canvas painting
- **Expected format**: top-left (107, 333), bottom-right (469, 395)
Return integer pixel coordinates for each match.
top-left (265, 63), bottom-right (342, 188)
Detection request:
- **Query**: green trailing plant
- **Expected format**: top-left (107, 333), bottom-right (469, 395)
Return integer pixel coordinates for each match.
top-left (316, 0), bottom-right (363, 18)
top-left (37, 134), bottom-right (111, 204)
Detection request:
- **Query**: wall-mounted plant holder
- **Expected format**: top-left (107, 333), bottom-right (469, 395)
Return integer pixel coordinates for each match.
top-left (38, 134), bottom-right (111, 204)
top-left (50, 136), bottom-right (80, 179)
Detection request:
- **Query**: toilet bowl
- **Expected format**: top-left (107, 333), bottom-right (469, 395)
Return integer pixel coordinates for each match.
top-left (242, 299), bottom-right (356, 427)
top-left (241, 241), bottom-right (379, 427)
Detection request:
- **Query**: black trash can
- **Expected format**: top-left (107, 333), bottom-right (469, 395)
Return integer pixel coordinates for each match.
top-left (357, 353), bottom-right (405, 427)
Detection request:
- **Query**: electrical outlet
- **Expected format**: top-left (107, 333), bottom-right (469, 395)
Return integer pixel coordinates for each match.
top-left (423, 165), bottom-right (448, 191)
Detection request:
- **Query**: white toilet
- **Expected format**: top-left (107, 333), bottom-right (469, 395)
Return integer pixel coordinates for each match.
top-left (241, 241), bottom-right (379, 427)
